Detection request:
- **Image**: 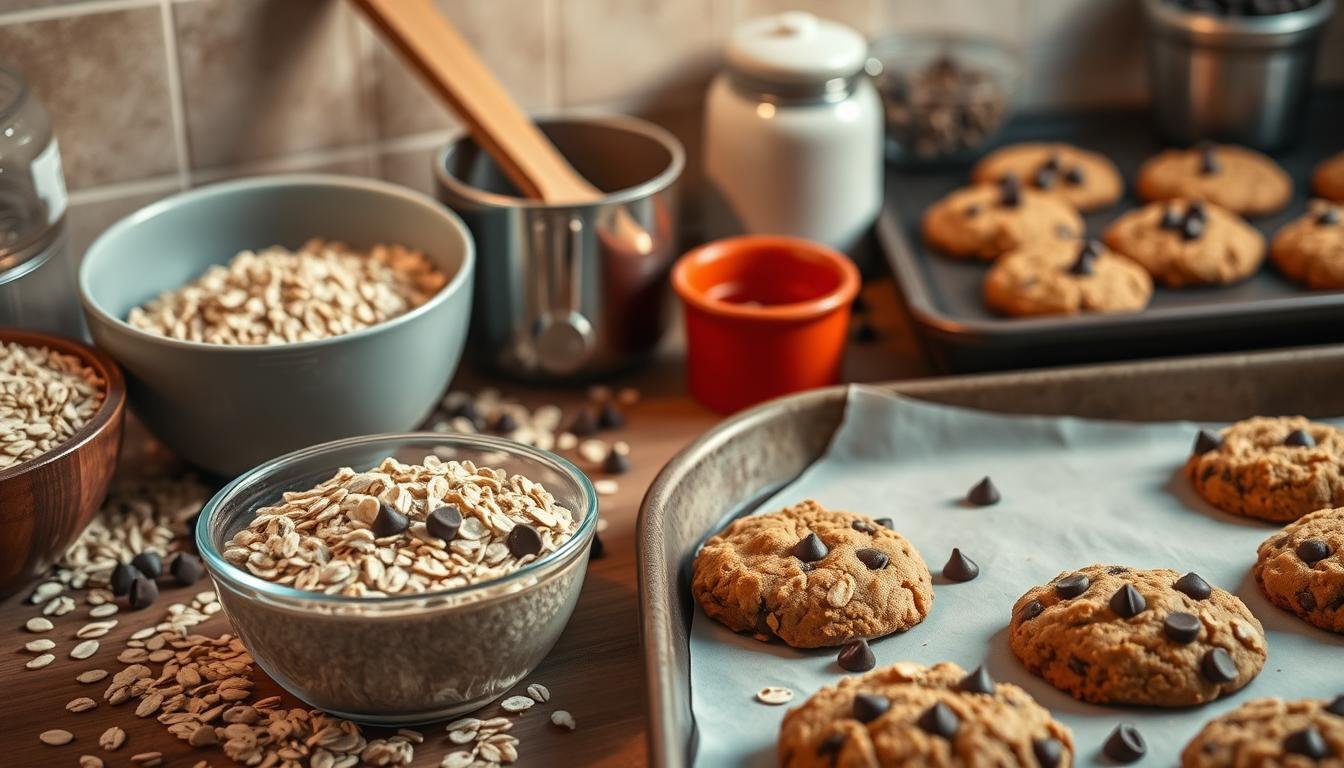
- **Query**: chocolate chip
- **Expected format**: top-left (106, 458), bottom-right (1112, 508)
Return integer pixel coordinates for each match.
top-left (792, 533), bottom-right (828, 563)
top-left (427, 505), bottom-right (463, 542)
top-left (1193, 429), bottom-right (1222, 454)
top-left (853, 321), bottom-right (879, 344)
top-left (1043, 153), bottom-right (1062, 171)
top-left (1033, 738), bottom-right (1064, 768)
top-left (1299, 587), bottom-right (1318, 611)
top-left (851, 520), bottom-right (875, 534)
top-left (942, 548), bottom-right (979, 582)
top-left (1033, 166), bottom-right (1057, 189)
top-left (602, 449), bottom-right (631, 475)
top-left (1318, 207), bottom-right (1342, 226)
top-left (128, 577), bottom-right (158, 610)
top-left (494, 412), bottom-right (518, 433)
top-left (1055, 573), bottom-right (1090, 599)
top-left (597, 402), bottom-right (625, 430)
top-left (371, 502), bottom-right (409, 538)
top-left (1019, 599), bottom-right (1044, 622)
top-left (856, 548), bottom-right (889, 570)
top-left (1297, 538), bottom-right (1331, 564)
top-left (1069, 240), bottom-right (1100, 276)
top-left (1181, 214), bottom-right (1205, 241)
top-left (1285, 428), bottom-right (1316, 448)
top-left (110, 563), bottom-right (137, 596)
top-left (1107, 566), bottom-right (1130, 575)
top-left (917, 702), bottom-right (960, 738)
top-left (964, 203), bottom-right (982, 218)
top-left (169, 553), bottom-right (204, 587)
top-left (817, 732), bottom-right (846, 756)
top-left (1284, 727), bottom-right (1332, 759)
top-left (454, 401), bottom-right (486, 430)
top-left (1186, 200), bottom-right (1207, 220)
top-left (1063, 166), bottom-right (1085, 185)
top-left (590, 532), bottom-right (605, 559)
top-left (506, 524), bottom-right (543, 558)
top-left (1326, 695), bottom-right (1344, 716)
top-left (1198, 143), bottom-right (1220, 174)
top-left (1200, 648), bottom-right (1237, 683)
top-left (1164, 612), bottom-right (1201, 644)
top-left (852, 294), bottom-right (869, 314)
top-left (966, 477), bottom-right (1000, 506)
top-left (1104, 723), bottom-right (1147, 763)
top-left (852, 693), bottom-right (889, 723)
top-left (958, 665), bottom-right (994, 694)
top-left (568, 409), bottom-right (598, 437)
top-left (837, 639), bottom-right (876, 672)
top-left (1109, 584), bottom-right (1147, 618)
top-left (874, 518), bottom-right (895, 530)
top-left (131, 551), bottom-right (162, 579)
top-left (1160, 206), bottom-right (1183, 229)
top-left (1175, 572), bottom-right (1212, 600)
top-left (999, 174), bottom-right (1021, 208)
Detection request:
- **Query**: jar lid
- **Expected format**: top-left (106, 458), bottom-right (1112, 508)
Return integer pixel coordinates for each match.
top-left (725, 12), bottom-right (868, 86)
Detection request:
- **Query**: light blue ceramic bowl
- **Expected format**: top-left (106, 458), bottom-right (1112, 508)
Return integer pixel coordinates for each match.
top-left (79, 174), bottom-right (474, 476)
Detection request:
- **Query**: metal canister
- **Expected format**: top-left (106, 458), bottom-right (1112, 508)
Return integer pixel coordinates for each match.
top-left (1144, 0), bottom-right (1336, 150)
top-left (0, 64), bottom-right (82, 339)
top-left (434, 115), bottom-right (683, 381)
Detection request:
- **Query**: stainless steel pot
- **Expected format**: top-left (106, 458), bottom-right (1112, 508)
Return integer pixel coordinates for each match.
top-left (435, 115), bottom-right (684, 381)
top-left (1144, 0), bottom-right (1336, 150)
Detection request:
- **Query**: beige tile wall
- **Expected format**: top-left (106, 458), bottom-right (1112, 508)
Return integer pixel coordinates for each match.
top-left (0, 0), bottom-right (1340, 257)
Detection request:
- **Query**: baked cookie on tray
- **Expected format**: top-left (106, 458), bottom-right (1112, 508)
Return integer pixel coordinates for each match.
top-left (779, 661), bottom-right (1075, 768)
top-left (1181, 696), bottom-right (1344, 768)
top-left (1186, 416), bottom-right (1344, 523)
top-left (971, 142), bottom-right (1124, 212)
top-left (692, 499), bottom-right (933, 648)
top-left (1315, 151), bottom-right (1344, 203)
top-left (982, 238), bottom-right (1152, 317)
top-left (1271, 201), bottom-right (1344, 290)
top-left (1136, 143), bottom-right (1291, 217)
top-left (921, 177), bottom-right (1085, 261)
top-left (1255, 506), bottom-right (1344, 633)
top-left (1008, 564), bottom-right (1266, 707)
top-left (1103, 198), bottom-right (1265, 287)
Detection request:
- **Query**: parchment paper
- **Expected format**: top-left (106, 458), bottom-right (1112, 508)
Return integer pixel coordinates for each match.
top-left (690, 386), bottom-right (1344, 767)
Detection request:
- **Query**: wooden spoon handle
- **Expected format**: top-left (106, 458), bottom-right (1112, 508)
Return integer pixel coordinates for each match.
top-left (352, 0), bottom-right (599, 204)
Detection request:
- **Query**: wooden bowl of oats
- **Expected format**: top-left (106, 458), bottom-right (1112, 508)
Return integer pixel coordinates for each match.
top-left (0, 329), bottom-right (125, 594)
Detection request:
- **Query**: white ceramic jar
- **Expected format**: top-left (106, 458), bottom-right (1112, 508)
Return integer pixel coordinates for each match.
top-left (704, 12), bottom-right (883, 254)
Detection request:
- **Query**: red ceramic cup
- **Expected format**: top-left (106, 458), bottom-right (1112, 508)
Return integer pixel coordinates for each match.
top-left (672, 236), bottom-right (860, 413)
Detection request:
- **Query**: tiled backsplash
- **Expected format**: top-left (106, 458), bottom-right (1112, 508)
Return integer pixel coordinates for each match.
top-left (2, 0), bottom-right (1342, 258)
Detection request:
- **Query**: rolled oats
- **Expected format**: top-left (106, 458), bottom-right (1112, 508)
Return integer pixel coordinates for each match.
top-left (525, 683), bottom-right (550, 703)
top-left (0, 342), bottom-right (106, 470)
top-left (26, 652), bottom-right (55, 669)
top-left (89, 603), bottom-right (119, 618)
top-left (500, 695), bottom-right (534, 713)
top-left (77, 669), bottom-right (109, 684)
top-left (127, 239), bottom-right (447, 346)
top-left (39, 728), bottom-right (74, 746)
top-left (550, 710), bottom-right (576, 730)
top-left (24, 638), bottom-right (55, 652)
top-left (25, 616), bottom-right (53, 632)
top-left (66, 696), bottom-right (98, 713)
top-left (755, 686), bottom-right (794, 705)
top-left (98, 726), bottom-right (126, 751)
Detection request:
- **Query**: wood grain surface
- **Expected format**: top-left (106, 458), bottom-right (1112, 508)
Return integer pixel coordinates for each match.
top-left (1, 280), bottom-right (925, 767)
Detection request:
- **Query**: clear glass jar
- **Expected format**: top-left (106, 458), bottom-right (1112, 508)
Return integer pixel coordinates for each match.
top-left (0, 64), bottom-right (83, 339)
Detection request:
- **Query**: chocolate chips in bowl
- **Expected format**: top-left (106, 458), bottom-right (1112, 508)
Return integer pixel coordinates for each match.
top-left (868, 33), bottom-right (1021, 166)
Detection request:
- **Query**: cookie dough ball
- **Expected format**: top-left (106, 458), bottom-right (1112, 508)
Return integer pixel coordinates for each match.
top-left (972, 142), bottom-right (1124, 212)
top-left (1255, 506), bottom-right (1344, 633)
top-left (1314, 151), bottom-right (1344, 203)
top-left (1103, 198), bottom-right (1265, 287)
top-left (922, 178), bottom-right (1085, 261)
top-left (1271, 201), bottom-right (1344, 290)
top-left (1136, 143), bottom-right (1291, 216)
top-left (692, 500), bottom-right (933, 648)
top-left (1009, 564), bottom-right (1266, 707)
top-left (983, 238), bottom-right (1152, 317)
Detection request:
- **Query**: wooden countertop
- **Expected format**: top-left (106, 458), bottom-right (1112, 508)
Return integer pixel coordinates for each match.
top-left (3, 279), bottom-right (929, 767)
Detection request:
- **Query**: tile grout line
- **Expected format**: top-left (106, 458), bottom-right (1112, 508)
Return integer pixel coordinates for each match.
top-left (67, 175), bottom-right (182, 206)
top-left (157, 0), bottom-right (192, 191)
top-left (543, 0), bottom-right (562, 111)
top-left (0, 0), bottom-right (158, 27)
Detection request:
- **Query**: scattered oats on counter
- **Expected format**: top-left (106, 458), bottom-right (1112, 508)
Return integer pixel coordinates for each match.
top-left (221, 454), bottom-right (579, 596)
top-left (0, 340), bottom-right (105, 470)
top-left (126, 239), bottom-right (447, 345)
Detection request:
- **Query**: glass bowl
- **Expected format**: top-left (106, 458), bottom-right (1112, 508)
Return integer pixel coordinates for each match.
top-left (867, 32), bottom-right (1023, 167)
top-left (195, 432), bottom-right (597, 725)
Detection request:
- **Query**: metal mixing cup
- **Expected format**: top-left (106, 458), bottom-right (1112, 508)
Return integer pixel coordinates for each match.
top-left (435, 115), bottom-right (684, 381)
top-left (1144, 0), bottom-right (1336, 150)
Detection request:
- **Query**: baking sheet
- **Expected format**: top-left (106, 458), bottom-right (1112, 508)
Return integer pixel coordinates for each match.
top-left (689, 386), bottom-right (1344, 767)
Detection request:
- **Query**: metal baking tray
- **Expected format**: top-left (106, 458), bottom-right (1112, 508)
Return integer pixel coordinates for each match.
top-left (877, 95), bottom-right (1344, 373)
top-left (638, 344), bottom-right (1344, 767)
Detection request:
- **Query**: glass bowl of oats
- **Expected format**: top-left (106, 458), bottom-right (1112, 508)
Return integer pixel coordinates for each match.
top-left (0, 329), bottom-right (125, 594)
top-left (195, 431), bottom-right (597, 724)
top-left (77, 174), bottom-right (475, 476)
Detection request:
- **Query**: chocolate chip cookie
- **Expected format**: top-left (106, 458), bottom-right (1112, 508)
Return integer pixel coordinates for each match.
top-left (692, 500), bottom-right (934, 648)
top-left (1009, 564), bottom-right (1266, 707)
top-left (972, 142), bottom-right (1124, 212)
top-left (1186, 416), bottom-right (1344, 523)
top-left (1103, 198), bottom-right (1265, 286)
top-left (983, 238), bottom-right (1153, 317)
top-left (1182, 696), bottom-right (1344, 768)
top-left (1271, 201), bottom-right (1344, 290)
top-left (1255, 506), bottom-right (1344, 633)
top-left (779, 661), bottom-right (1075, 768)
top-left (1314, 151), bottom-right (1344, 203)
top-left (922, 178), bottom-right (1085, 261)
top-left (1136, 143), bottom-right (1291, 216)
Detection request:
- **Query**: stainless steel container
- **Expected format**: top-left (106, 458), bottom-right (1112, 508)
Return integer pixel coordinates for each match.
top-left (1144, 0), bottom-right (1336, 150)
top-left (435, 115), bottom-right (683, 381)
top-left (0, 64), bottom-right (83, 339)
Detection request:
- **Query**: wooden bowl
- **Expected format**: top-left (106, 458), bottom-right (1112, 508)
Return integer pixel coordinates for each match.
top-left (0, 329), bottom-right (125, 595)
